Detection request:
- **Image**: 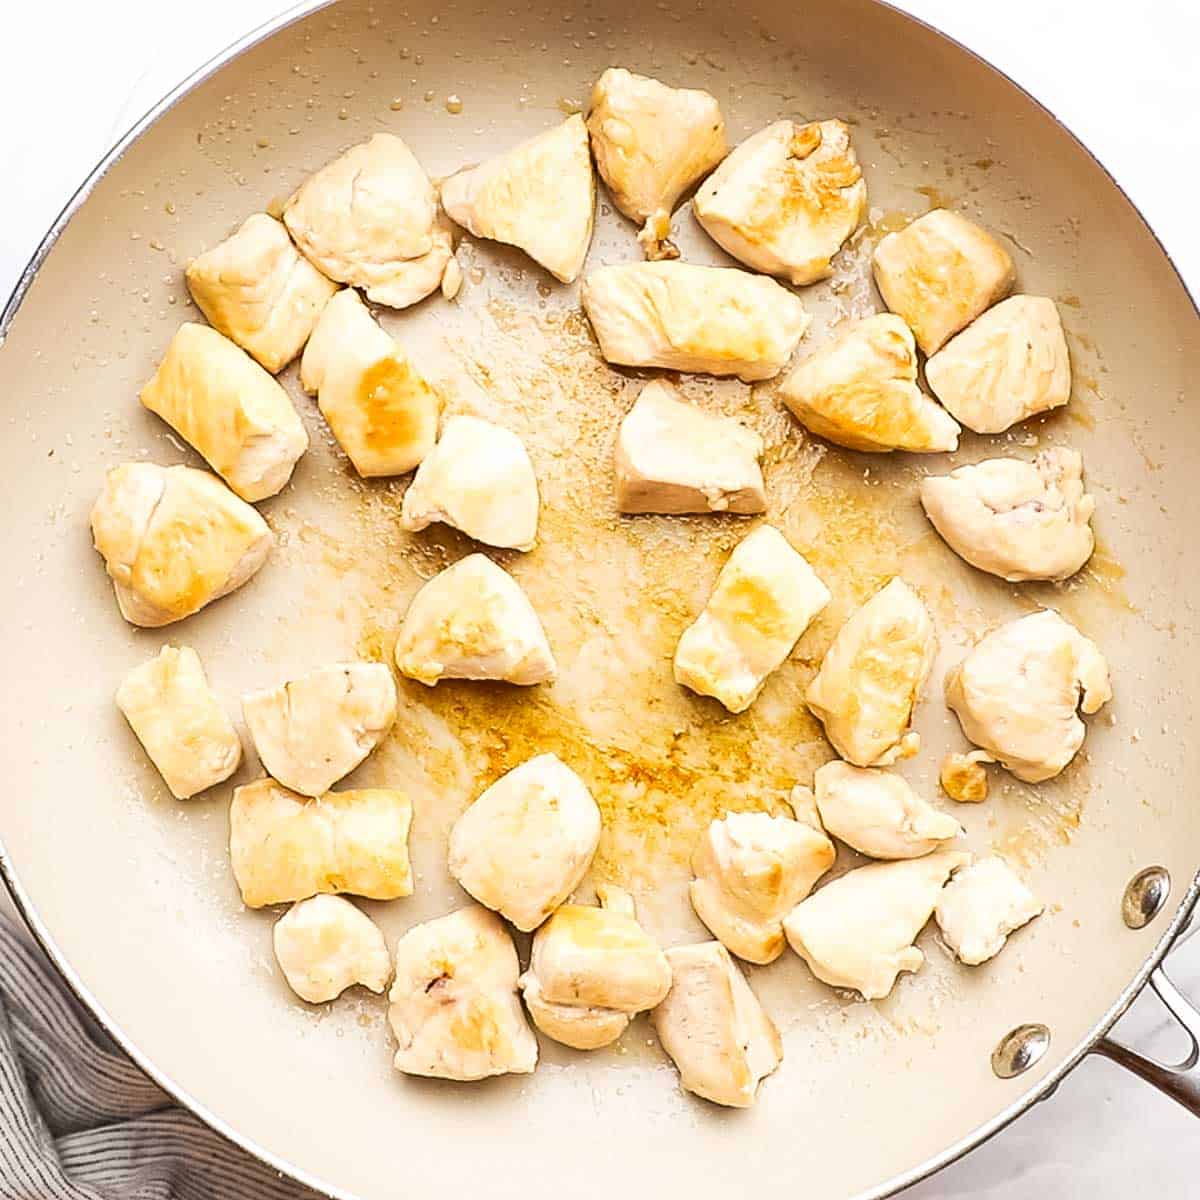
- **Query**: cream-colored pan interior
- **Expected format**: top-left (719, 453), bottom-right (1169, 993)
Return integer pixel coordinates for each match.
top-left (0, 0), bottom-right (1197, 1197)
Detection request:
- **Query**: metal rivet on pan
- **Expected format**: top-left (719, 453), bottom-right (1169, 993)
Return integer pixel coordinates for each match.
top-left (992, 1023), bottom-right (1050, 1079)
top-left (1122, 866), bottom-right (1171, 929)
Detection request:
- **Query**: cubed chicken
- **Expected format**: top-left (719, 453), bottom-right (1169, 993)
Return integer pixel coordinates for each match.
top-left (519, 887), bottom-right (672, 1049)
top-left (393, 553), bottom-right (556, 686)
top-left (441, 114), bottom-right (595, 283)
top-left (581, 261), bottom-right (810, 382)
top-left (652, 941), bottom-right (782, 1108)
top-left (674, 525), bottom-right (830, 713)
top-left (242, 662), bottom-right (396, 797)
top-left (282, 133), bottom-right (456, 308)
top-left (813, 760), bottom-right (961, 860)
top-left (229, 779), bottom-right (413, 908)
top-left (90, 463), bottom-right (273, 627)
top-left (273, 894), bottom-right (392, 1003)
top-left (872, 208), bottom-right (1015, 355)
top-left (389, 905), bottom-right (538, 1080)
top-left (586, 67), bottom-right (726, 260)
top-left (689, 810), bottom-right (835, 964)
top-left (945, 609), bottom-right (1112, 783)
top-left (939, 750), bottom-right (992, 803)
top-left (806, 577), bottom-right (935, 767)
top-left (448, 753), bottom-right (601, 931)
top-left (919, 449), bottom-right (1095, 582)
top-left (783, 849), bottom-right (971, 999)
top-left (184, 213), bottom-right (339, 372)
top-left (780, 313), bottom-right (960, 453)
top-left (694, 119), bottom-right (866, 285)
top-left (935, 857), bottom-right (1043, 965)
top-left (925, 295), bottom-right (1070, 433)
top-left (615, 381), bottom-right (766, 515)
top-left (139, 323), bottom-right (308, 502)
top-left (300, 288), bottom-right (439, 477)
top-left (115, 645), bottom-right (241, 799)
top-left (400, 414), bottom-right (539, 550)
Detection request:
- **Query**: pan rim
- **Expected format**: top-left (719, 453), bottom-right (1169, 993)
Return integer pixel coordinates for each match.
top-left (1, 1), bottom-right (1198, 1196)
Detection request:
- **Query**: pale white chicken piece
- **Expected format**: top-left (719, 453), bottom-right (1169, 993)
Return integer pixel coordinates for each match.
top-left (694, 119), bottom-right (866, 285)
top-left (389, 906), bottom-right (538, 1081)
top-left (919, 448), bottom-right (1095, 582)
top-left (393, 554), bottom-right (556, 686)
top-left (653, 942), bottom-right (782, 1108)
top-left (400, 415), bottom-right (539, 550)
top-left (282, 133), bottom-right (455, 308)
top-left (779, 313), bottom-right (960, 453)
top-left (441, 114), bottom-right (595, 283)
top-left (115, 645), bottom-right (241, 799)
top-left (806, 578), bottom-right (935, 767)
top-left (945, 609), bottom-right (1112, 783)
top-left (935, 857), bottom-right (1044, 965)
top-left (300, 288), bottom-right (439, 477)
top-left (581, 261), bottom-right (810, 382)
top-left (783, 849), bottom-right (971, 999)
top-left (674, 525), bottom-right (830, 713)
top-left (615, 381), bottom-right (765, 515)
top-left (140, 323), bottom-right (308, 502)
top-left (273, 894), bottom-right (391, 1004)
top-left (689, 810), bottom-right (835, 964)
top-left (90, 463), bottom-right (273, 627)
top-left (925, 295), bottom-right (1071, 433)
top-left (230, 779), bottom-right (413, 908)
top-left (586, 68), bottom-right (727, 260)
top-left (813, 760), bottom-right (961, 860)
top-left (448, 753), bottom-right (601, 932)
top-left (184, 213), bottom-right (338, 372)
top-left (242, 662), bottom-right (397, 797)
top-left (519, 887), bottom-right (671, 1049)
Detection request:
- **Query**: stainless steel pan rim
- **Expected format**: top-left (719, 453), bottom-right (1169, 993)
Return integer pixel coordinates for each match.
top-left (2, 2), bottom-right (1197, 1197)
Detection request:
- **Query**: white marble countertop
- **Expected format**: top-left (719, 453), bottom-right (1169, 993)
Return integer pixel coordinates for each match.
top-left (1, 1), bottom-right (1198, 1195)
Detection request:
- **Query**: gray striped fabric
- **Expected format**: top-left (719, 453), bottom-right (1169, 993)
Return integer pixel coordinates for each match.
top-left (0, 917), bottom-right (314, 1200)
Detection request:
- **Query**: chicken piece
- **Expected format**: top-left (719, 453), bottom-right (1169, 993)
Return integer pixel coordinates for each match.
top-left (872, 208), bottom-right (1015, 355)
top-left (806, 578), bottom-right (935, 767)
top-left (586, 67), bottom-right (727, 260)
top-left (935, 857), bottom-right (1044, 965)
top-left (273, 894), bottom-right (391, 1003)
top-left (614, 381), bottom-right (766, 515)
top-left (448, 754), bottom-right (601, 931)
top-left (184, 213), bottom-right (339, 372)
top-left (519, 888), bottom-right (671, 1049)
top-left (441, 114), bottom-right (595, 283)
top-left (581, 261), bottom-right (810, 382)
top-left (674, 525), bottom-right (830, 713)
top-left (393, 554), bottom-right (556, 686)
top-left (115, 646), bottom-right (241, 799)
top-left (694, 119), bottom-right (866, 286)
top-left (389, 906), bottom-right (538, 1080)
top-left (229, 780), bottom-right (413, 908)
top-left (779, 313), bottom-right (960, 453)
top-left (784, 849), bottom-right (970, 999)
top-left (925, 296), bottom-right (1071, 433)
top-left (689, 810), bottom-right (835, 964)
top-left (920, 449), bottom-right (1095, 583)
top-left (90, 463), bottom-right (273, 627)
top-left (940, 750), bottom-right (992, 803)
top-left (813, 760), bottom-right (961, 860)
top-left (400, 415), bottom-right (539, 551)
top-left (652, 942), bottom-right (782, 1108)
top-left (139, 323), bottom-right (308, 502)
top-left (300, 288), bottom-right (439, 477)
top-left (282, 133), bottom-right (455, 308)
top-left (945, 609), bottom-right (1112, 783)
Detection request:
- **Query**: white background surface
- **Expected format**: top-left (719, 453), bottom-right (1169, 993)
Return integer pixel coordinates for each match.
top-left (1, 1), bottom-right (1198, 1196)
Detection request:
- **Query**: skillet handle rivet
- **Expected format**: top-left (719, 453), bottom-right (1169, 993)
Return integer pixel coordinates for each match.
top-left (992, 1023), bottom-right (1050, 1079)
top-left (1122, 866), bottom-right (1171, 930)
